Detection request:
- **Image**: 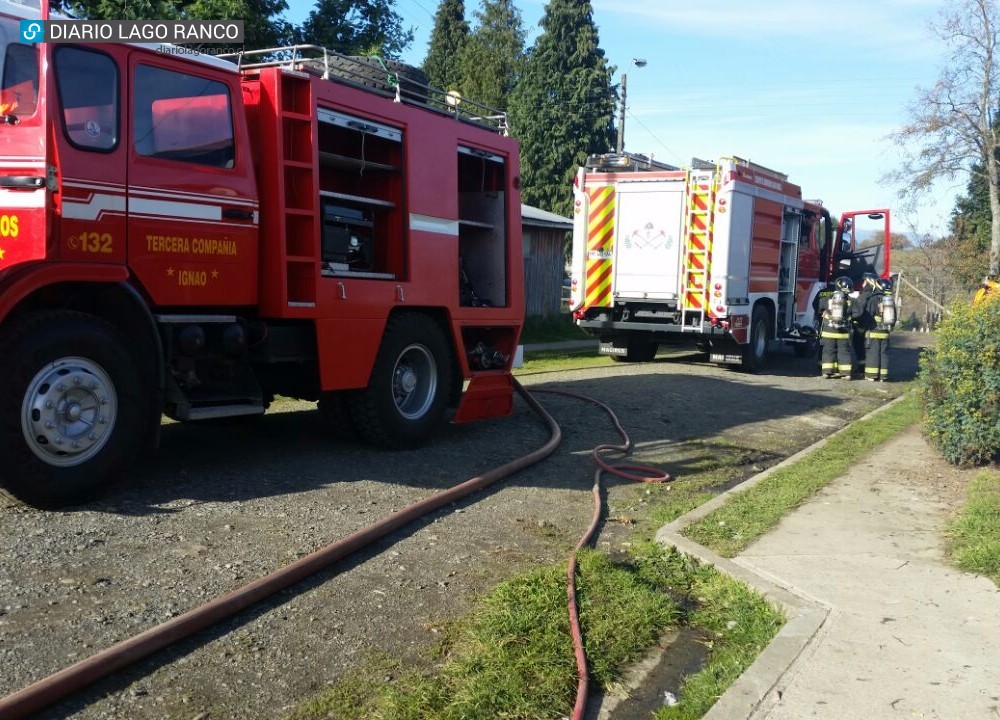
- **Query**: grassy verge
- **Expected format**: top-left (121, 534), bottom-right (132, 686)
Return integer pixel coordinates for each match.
top-left (651, 545), bottom-right (784, 720)
top-left (285, 383), bottom-right (913, 720)
top-left (519, 313), bottom-right (591, 344)
top-left (948, 470), bottom-right (1000, 586)
top-left (285, 549), bottom-right (683, 720)
top-left (285, 545), bottom-right (781, 720)
top-left (514, 349), bottom-right (610, 375)
top-left (682, 392), bottom-right (922, 557)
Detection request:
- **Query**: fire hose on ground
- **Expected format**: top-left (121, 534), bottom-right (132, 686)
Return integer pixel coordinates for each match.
top-left (0, 380), bottom-right (671, 720)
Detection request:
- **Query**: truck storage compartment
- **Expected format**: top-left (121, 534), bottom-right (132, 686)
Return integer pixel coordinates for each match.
top-left (316, 107), bottom-right (402, 279)
top-left (457, 146), bottom-right (507, 307)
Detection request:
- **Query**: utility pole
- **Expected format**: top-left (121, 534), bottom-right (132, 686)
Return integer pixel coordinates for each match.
top-left (616, 73), bottom-right (627, 153)
top-left (615, 59), bottom-right (645, 154)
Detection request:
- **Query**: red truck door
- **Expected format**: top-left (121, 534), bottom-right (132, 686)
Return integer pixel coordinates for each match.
top-left (126, 54), bottom-right (258, 307)
top-left (50, 44), bottom-right (128, 267)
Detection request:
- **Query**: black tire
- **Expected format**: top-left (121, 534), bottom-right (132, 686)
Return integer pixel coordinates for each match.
top-left (740, 306), bottom-right (771, 372)
top-left (0, 311), bottom-right (147, 508)
top-left (318, 390), bottom-right (358, 441)
top-left (793, 338), bottom-right (818, 358)
top-left (348, 313), bottom-right (453, 449)
top-left (610, 338), bottom-right (657, 363)
top-left (322, 56), bottom-right (429, 101)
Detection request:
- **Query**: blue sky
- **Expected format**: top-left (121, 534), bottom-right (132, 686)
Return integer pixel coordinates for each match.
top-left (286, 0), bottom-right (959, 238)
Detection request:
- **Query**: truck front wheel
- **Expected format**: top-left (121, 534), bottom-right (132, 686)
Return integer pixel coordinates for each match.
top-left (349, 313), bottom-right (452, 449)
top-left (0, 311), bottom-right (147, 507)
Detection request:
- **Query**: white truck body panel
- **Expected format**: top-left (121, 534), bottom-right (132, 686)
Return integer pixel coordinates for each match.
top-left (718, 186), bottom-right (753, 306)
top-left (612, 180), bottom-right (685, 301)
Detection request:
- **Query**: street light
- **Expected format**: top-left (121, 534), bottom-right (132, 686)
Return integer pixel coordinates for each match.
top-left (616, 58), bottom-right (647, 153)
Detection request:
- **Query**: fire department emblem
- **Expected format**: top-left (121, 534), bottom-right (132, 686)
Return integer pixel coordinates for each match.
top-left (623, 222), bottom-right (673, 251)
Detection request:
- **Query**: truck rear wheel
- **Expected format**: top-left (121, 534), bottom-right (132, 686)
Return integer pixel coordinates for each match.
top-left (348, 313), bottom-right (452, 449)
top-left (0, 311), bottom-right (146, 507)
top-left (740, 306), bottom-right (771, 372)
top-left (610, 338), bottom-right (657, 363)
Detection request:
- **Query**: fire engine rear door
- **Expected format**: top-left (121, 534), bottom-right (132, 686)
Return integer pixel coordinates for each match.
top-left (612, 180), bottom-right (686, 301)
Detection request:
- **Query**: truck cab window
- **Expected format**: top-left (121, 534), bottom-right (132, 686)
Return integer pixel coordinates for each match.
top-left (133, 64), bottom-right (234, 168)
top-left (54, 47), bottom-right (118, 150)
top-left (1, 41), bottom-right (38, 117)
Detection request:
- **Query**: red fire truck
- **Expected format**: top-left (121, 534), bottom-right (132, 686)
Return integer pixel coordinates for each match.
top-left (568, 154), bottom-right (890, 369)
top-left (0, 2), bottom-right (524, 506)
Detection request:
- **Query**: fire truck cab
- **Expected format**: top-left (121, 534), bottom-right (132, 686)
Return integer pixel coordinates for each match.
top-left (0, 2), bottom-right (524, 506)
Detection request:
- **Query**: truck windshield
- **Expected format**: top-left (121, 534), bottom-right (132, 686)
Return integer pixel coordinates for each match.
top-left (0, 16), bottom-right (39, 118)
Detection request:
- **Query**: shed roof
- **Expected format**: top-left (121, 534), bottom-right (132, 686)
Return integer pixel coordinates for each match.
top-left (521, 204), bottom-right (573, 231)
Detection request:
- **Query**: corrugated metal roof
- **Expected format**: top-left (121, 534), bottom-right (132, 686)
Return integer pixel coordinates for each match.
top-left (521, 204), bottom-right (572, 230)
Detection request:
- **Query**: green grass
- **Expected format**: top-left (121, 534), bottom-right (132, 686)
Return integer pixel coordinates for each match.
top-left (649, 545), bottom-right (784, 720)
top-left (519, 313), bottom-right (591, 344)
top-left (948, 470), bottom-right (1000, 586)
top-left (682, 392), bottom-right (923, 557)
top-left (285, 550), bottom-right (679, 720)
top-left (514, 349), bottom-right (611, 375)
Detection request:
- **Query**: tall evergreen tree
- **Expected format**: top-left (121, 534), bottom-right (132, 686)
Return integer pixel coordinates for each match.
top-left (457, 0), bottom-right (524, 112)
top-left (296, 0), bottom-right (413, 58)
top-left (507, 0), bottom-right (615, 216)
top-left (949, 168), bottom-right (992, 286)
top-left (423, 0), bottom-right (470, 92)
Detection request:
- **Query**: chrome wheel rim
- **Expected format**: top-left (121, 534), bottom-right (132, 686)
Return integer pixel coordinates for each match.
top-left (392, 344), bottom-right (437, 420)
top-left (21, 356), bottom-right (117, 467)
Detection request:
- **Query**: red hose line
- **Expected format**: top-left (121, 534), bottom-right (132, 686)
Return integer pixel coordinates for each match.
top-left (0, 380), bottom-right (561, 720)
top-left (531, 389), bottom-right (671, 720)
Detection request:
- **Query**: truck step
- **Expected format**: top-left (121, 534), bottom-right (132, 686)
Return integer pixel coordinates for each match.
top-left (180, 404), bottom-right (266, 421)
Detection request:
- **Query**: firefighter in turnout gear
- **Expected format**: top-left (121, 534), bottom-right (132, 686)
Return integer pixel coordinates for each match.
top-left (863, 277), bottom-right (896, 381)
top-left (816, 276), bottom-right (856, 378)
top-left (852, 273), bottom-right (880, 376)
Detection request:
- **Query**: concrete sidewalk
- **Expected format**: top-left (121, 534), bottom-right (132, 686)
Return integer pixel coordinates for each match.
top-left (659, 424), bottom-right (1000, 720)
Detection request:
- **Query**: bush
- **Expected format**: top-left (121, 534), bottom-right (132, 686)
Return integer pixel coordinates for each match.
top-left (919, 298), bottom-right (1000, 465)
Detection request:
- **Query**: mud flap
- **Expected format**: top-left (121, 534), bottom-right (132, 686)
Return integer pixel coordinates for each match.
top-left (453, 374), bottom-right (514, 423)
top-left (598, 341), bottom-right (628, 357)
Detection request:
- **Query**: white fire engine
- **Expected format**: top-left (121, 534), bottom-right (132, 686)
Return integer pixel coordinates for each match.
top-left (568, 154), bottom-right (891, 370)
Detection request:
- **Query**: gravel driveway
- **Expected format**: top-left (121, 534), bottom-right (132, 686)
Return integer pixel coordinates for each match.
top-left (0, 333), bottom-right (931, 720)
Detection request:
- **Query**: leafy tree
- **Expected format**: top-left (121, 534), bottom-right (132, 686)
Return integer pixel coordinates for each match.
top-left (507, 0), bottom-right (615, 216)
top-left (457, 0), bottom-right (524, 111)
top-left (423, 0), bottom-right (469, 92)
top-left (53, 0), bottom-right (181, 20)
top-left (53, 0), bottom-right (292, 49)
top-left (889, 0), bottom-right (1000, 274)
top-left (295, 0), bottom-right (413, 58)
top-left (188, 0), bottom-right (293, 48)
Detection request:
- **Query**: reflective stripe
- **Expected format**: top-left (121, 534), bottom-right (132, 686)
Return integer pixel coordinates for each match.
top-left (869, 332), bottom-right (889, 339)
top-left (821, 331), bottom-right (849, 339)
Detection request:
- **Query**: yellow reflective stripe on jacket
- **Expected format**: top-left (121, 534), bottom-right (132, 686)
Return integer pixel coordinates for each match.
top-left (821, 331), bottom-right (850, 340)
top-left (869, 331), bottom-right (889, 339)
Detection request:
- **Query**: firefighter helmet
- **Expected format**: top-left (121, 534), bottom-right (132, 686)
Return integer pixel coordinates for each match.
top-left (876, 277), bottom-right (892, 293)
top-left (862, 272), bottom-right (878, 289)
top-left (834, 276), bottom-right (853, 293)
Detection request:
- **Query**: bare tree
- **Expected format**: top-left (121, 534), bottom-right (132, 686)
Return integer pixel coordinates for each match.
top-left (889, 0), bottom-right (1000, 274)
